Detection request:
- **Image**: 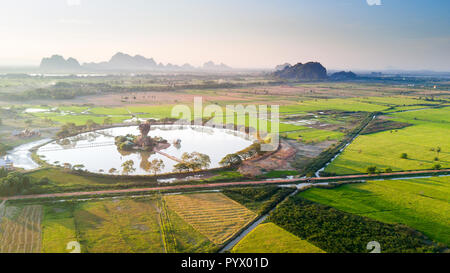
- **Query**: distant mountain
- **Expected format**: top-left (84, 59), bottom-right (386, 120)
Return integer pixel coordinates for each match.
top-left (273, 62), bottom-right (327, 80)
top-left (330, 71), bottom-right (357, 81)
top-left (40, 55), bottom-right (81, 71)
top-left (39, 53), bottom-right (232, 72)
top-left (83, 52), bottom-right (158, 71)
top-left (275, 63), bottom-right (291, 71)
top-left (203, 61), bottom-right (231, 70)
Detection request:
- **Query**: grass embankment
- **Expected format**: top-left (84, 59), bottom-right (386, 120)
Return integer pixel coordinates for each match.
top-left (232, 223), bottom-right (324, 253)
top-left (27, 168), bottom-right (161, 193)
top-left (299, 177), bottom-right (450, 246)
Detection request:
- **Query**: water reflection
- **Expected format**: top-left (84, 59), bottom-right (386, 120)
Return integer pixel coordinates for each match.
top-left (36, 125), bottom-right (254, 175)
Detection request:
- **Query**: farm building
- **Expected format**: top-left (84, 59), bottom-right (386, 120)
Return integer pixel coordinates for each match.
top-left (12, 129), bottom-right (41, 138)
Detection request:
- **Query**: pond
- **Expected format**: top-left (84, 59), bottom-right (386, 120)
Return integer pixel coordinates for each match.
top-left (35, 125), bottom-right (254, 175)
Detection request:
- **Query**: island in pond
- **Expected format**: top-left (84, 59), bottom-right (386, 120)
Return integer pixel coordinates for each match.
top-left (115, 121), bottom-right (170, 152)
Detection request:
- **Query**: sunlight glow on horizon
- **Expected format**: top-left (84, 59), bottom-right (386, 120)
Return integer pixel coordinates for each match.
top-left (0, 0), bottom-right (449, 71)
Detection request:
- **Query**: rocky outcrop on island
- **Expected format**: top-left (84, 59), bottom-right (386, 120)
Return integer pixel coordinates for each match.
top-left (273, 62), bottom-right (327, 80)
top-left (330, 71), bottom-right (357, 81)
top-left (40, 55), bottom-right (81, 71)
top-left (115, 121), bottom-right (169, 152)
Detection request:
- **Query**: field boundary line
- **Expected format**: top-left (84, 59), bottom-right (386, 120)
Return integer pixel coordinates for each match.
top-left (1, 169), bottom-right (450, 202)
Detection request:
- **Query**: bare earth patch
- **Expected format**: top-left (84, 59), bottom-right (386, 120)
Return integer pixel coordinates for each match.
top-left (239, 141), bottom-right (297, 176)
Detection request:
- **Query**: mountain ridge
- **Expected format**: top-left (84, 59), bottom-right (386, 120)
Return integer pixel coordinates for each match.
top-left (39, 53), bottom-right (232, 72)
top-left (273, 62), bottom-right (328, 80)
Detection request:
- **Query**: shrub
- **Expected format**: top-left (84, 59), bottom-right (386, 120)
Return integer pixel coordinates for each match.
top-left (367, 166), bottom-right (378, 174)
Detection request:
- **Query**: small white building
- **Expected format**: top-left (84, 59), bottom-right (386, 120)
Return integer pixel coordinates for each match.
top-left (0, 156), bottom-right (13, 170)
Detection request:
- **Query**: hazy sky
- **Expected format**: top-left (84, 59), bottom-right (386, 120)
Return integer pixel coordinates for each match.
top-left (0, 0), bottom-right (449, 70)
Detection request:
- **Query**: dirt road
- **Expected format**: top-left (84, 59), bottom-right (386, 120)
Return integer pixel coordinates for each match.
top-left (1, 169), bottom-right (449, 202)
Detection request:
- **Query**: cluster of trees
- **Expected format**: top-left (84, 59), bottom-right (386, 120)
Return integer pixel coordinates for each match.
top-left (56, 121), bottom-right (100, 138)
top-left (121, 160), bottom-right (136, 175)
top-left (0, 143), bottom-right (11, 155)
top-left (115, 135), bottom-right (137, 151)
top-left (0, 172), bottom-right (32, 196)
top-left (236, 143), bottom-right (263, 160)
top-left (269, 196), bottom-right (442, 253)
top-left (0, 82), bottom-right (109, 100)
top-left (0, 78), bottom-right (274, 101)
top-left (120, 158), bottom-right (166, 175)
top-left (366, 166), bottom-right (393, 174)
top-left (219, 142), bottom-right (265, 169)
top-left (173, 152), bottom-right (211, 172)
top-left (141, 158), bottom-right (165, 175)
top-left (223, 186), bottom-right (295, 215)
top-left (219, 154), bottom-right (242, 168)
top-left (0, 171), bottom-right (50, 197)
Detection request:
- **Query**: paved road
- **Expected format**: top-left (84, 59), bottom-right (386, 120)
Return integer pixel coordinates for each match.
top-left (2, 169), bottom-right (448, 201)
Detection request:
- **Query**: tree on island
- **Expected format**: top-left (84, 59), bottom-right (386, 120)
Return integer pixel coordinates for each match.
top-left (122, 160), bottom-right (136, 175)
top-left (115, 120), bottom-right (168, 151)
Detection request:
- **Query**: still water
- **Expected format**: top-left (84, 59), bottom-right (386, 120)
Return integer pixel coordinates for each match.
top-left (7, 139), bottom-right (52, 170)
top-left (36, 125), bottom-right (254, 175)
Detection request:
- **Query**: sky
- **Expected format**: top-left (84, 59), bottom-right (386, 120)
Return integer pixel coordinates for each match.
top-left (0, 0), bottom-right (449, 71)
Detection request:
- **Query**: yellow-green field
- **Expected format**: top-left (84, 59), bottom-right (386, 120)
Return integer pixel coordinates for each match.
top-left (74, 199), bottom-right (165, 253)
top-left (284, 128), bottom-right (345, 143)
top-left (164, 193), bottom-right (257, 244)
top-left (42, 204), bottom-right (77, 253)
top-left (232, 223), bottom-right (324, 253)
top-left (326, 107), bottom-right (450, 174)
top-left (3, 195), bottom-right (237, 253)
top-left (279, 98), bottom-right (390, 113)
top-left (299, 176), bottom-right (450, 245)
